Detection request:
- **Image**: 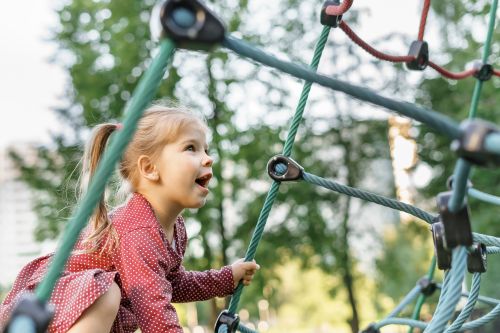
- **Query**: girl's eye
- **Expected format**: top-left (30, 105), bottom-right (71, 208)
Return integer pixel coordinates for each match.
top-left (186, 145), bottom-right (195, 151)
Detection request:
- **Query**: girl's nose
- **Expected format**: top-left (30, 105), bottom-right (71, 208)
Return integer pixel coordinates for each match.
top-left (203, 154), bottom-right (214, 167)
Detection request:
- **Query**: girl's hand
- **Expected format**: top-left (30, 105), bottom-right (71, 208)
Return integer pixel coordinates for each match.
top-left (231, 259), bottom-right (260, 288)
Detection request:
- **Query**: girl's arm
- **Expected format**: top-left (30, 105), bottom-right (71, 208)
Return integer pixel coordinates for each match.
top-left (169, 264), bottom-right (234, 303)
top-left (113, 227), bottom-right (183, 333)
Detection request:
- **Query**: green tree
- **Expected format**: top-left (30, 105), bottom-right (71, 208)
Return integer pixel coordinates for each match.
top-left (11, 0), bottom-right (400, 330)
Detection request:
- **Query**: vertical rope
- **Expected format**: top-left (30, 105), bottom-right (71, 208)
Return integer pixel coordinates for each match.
top-left (448, 0), bottom-right (498, 212)
top-left (227, 25), bottom-right (331, 315)
top-left (408, 256), bottom-right (436, 333)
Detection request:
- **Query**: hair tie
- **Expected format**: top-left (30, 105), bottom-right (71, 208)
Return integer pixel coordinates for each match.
top-left (115, 123), bottom-right (123, 130)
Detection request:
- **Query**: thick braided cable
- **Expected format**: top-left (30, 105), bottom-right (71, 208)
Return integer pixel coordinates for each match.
top-left (448, 0), bottom-right (498, 213)
top-left (468, 188), bottom-right (500, 205)
top-left (423, 247), bottom-right (467, 333)
top-left (487, 246), bottom-right (500, 254)
top-left (459, 303), bottom-right (500, 331)
top-left (222, 34), bottom-right (463, 139)
top-left (386, 285), bottom-right (423, 318)
top-left (436, 283), bottom-right (500, 306)
top-left (227, 26), bottom-right (331, 315)
top-left (34, 39), bottom-right (176, 302)
top-left (302, 172), bottom-right (435, 223)
top-left (473, 233), bottom-right (500, 247)
top-left (445, 273), bottom-right (481, 333)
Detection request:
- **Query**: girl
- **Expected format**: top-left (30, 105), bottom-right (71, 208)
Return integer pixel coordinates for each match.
top-left (0, 105), bottom-right (260, 332)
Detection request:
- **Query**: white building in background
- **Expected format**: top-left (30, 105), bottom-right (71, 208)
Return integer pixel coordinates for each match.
top-left (0, 144), bottom-right (56, 288)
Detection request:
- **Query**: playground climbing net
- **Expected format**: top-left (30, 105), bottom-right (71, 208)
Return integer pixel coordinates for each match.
top-left (5, 1), bottom-right (500, 332)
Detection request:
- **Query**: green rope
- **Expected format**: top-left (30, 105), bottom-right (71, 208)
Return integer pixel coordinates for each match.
top-left (227, 26), bottom-right (331, 315)
top-left (447, 0), bottom-right (498, 213)
top-left (35, 39), bottom-right (176, 302)
top-left (283, 26), bottom-right (331, 156)
top-left (408, 256), bottom-right (436, 333)
top-left (445, 273), bottom-right (481, 333)
top-left (302, 172), bottom-right (435, 223)
top-left (222, 35), bottom-right (463, 140)
top-left (468, 188), bottom-right (500, 206)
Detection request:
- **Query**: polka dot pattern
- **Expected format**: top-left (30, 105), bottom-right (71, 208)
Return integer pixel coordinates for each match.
top-left (0, 193), bottom-right (234, 332)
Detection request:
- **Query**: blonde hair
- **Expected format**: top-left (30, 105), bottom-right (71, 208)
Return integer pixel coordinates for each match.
top-left (80, 104), bottom-right (207, 254)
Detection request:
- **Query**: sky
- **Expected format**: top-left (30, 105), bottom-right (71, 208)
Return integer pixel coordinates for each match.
top-left (0, 0), bottom-right (425, 149)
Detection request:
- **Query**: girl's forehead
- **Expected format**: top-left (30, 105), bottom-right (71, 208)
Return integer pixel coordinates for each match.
top-left (174, 121), bottom-right (209, 143)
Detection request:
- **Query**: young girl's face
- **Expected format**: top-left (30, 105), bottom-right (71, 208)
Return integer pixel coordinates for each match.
top-left (155, 121), bottom-right (213, 209)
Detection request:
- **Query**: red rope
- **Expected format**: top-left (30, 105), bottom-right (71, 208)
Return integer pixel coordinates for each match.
top-left (340, 22), bottom-right (414, 63)
top-left (325, 0), bottom-right (354, 16)
top-left (418, 0), bottom-right (431, 41)
top-left (428, 62), bottom-right (476, 79)
top-left (339, 22), bottom-right (500, 80)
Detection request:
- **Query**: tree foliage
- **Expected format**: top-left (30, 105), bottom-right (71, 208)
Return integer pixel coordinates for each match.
top-left (10, 0), bottom-right (405, 330)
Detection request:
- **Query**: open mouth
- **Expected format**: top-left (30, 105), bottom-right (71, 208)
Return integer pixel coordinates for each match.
top-left (195, 174), bottom-right (212, 188)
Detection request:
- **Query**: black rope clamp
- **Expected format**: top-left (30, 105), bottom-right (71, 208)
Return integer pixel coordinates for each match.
top-left (160, 0), bottom-right (225, 50)
top-left (417, 276), bottom-right (437, 296)
top-left (5, 294), bottom-right (54, 333)
top-left (406, 40), bottom-right (429, 70)
top-left (214, 310), bottom-right (240, 333)
top-left (360, 323), bottom-right (380, 333)
top-left (467, 243), bottom-right (487, 273)
top-left (267, 155), bottom-right (304, 182)
top-left (432, 220), bottom-right (452, 270)
top-left (320, 0), bottom-right (342, 27)
top-left (437, 191), bottom-right (473, 249)
top-left (473, 62), bottom-right (493, 81)
top-left (446, 175), bottom-right (473, 191)
top-left (451, 119), bottom-right (500, 167)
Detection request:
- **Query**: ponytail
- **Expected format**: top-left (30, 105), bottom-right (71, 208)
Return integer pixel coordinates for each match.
top-left (80, 123), bottom-right (120, 254)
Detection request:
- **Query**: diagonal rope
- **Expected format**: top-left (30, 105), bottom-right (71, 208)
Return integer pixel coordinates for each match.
top-left (445, 273), bottom-right (481, 333)
top-left (35, 39), bottom-right (176, 302)
top-left (227, 25), bottom-right (332, 315)
top-left (222, 34), bottom-right (463, 139)
top-left (302, 172), bottom-right (435, 223)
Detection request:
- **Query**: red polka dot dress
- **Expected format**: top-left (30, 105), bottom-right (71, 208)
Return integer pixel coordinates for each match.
top-left (0, 193), bottom-right (234, 332)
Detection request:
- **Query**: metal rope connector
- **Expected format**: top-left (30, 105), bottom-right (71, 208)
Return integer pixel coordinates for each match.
top-left (452, 119), bottom-right (500, 167)
top-left (437, 191), bottom-right (473, 249)
top-left (473, 62), bottom-right (493, 81)
top-left (432, 220), bottom-right (452, 270)
top-left (406, 40), bottom-right (429, 70)
top-left (214, 310), bottom-right (240, 333)
top-left (320, 0), bottom-right (342, 27)
top-left (5, 294), bottom-right (54, 333)
top-left (467, 243), bottom-right (487, 273)
top-left (418, 277), bottom-right (437, 296)
top-left (267, 155), bottom-right (304, 182)
top-left (160, 0), bottom-right (225, 50)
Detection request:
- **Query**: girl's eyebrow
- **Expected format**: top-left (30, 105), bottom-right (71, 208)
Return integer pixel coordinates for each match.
top-left (180, 138), bottom-right (209, 150)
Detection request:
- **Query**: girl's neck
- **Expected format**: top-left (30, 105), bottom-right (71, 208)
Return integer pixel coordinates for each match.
top-left (139, 192), bottom-right (181, 231)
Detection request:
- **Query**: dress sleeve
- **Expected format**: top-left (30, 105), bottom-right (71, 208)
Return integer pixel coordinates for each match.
top-left (113, 227), bottom-right (183, 333)
top-left (169, 264), bottom-right (234, 303)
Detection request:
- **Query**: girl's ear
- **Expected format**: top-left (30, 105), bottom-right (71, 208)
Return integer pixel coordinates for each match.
top-left (137, 155), bottom-right (159, 181)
